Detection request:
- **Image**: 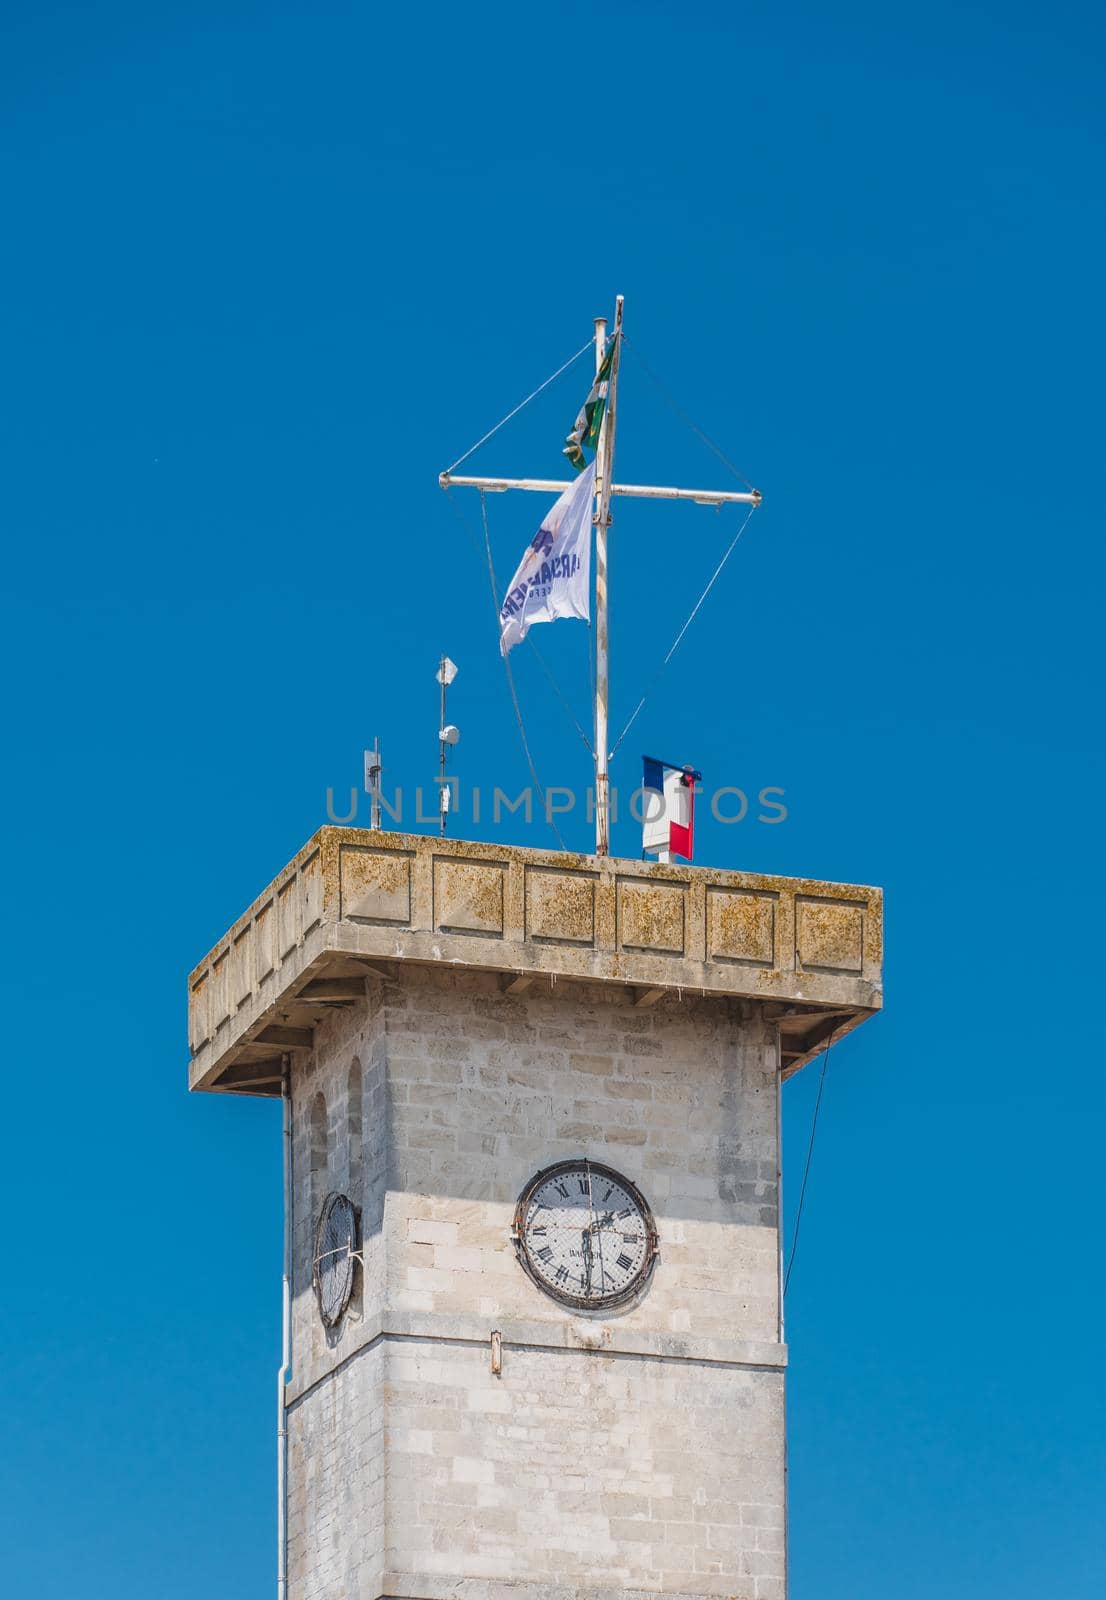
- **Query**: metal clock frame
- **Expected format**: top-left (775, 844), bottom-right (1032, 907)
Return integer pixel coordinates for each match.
top-left (511, 1157), bottom-right (659, 1311)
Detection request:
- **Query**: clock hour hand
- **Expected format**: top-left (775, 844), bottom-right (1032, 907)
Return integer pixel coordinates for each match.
top-left (581, 1228), bottom-right (593, 1293)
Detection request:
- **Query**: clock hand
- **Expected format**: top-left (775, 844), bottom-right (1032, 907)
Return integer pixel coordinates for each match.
top-left (582, 1228), bottom-right (593, 1293)
top-left (584, 1159), bottom-right (605, 1292)
top-left (591, 1214), bottom-right (606, 1291)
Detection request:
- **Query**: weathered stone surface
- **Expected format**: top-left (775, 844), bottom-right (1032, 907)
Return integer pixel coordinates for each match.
top-left (340, 842), bottom-right (414, 924)
top-left (707, 886), bottom-right (777, 966)
top-left (795, 895), bottom-right (866, 974)
top-left (284, 967), bottom-right (787, 1600)
top-left (524, 865), bottom-right (597, 944)
top-left (187, 829), bottom-right (882, 1094)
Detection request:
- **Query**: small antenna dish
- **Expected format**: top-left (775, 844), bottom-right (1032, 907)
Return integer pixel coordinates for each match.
top-left (439, 724), bottom-right (460, 746)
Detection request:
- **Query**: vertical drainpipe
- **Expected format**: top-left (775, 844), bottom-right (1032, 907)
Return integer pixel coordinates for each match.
top-left (775, 1023), bottom-right (788, 1598)
top-left (776, 1022), bottom-right (785, 1344)
top-left (277, 1053), bottom-right (292, 1600)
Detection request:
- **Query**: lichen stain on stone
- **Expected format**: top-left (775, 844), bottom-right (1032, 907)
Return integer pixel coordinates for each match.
top-left (620, 883), bottom-right (684, 953)
top-left (189, 827), bottom-right (883, 1094)
top-left (341, 848), bottom-right (412, 923)
top-left (710, 892), bottom-right (775, 964)
top-left (437, 860), bottom-right (505, 935)
top-left (528, 871), bottom-right (595, 942)
top-left (467, 874), bottom-right (504, 932)
top-left (798, 901), bottom-right (864, 971)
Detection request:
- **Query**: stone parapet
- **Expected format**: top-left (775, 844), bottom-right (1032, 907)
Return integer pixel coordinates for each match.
top-left (188, 828), bottom-right (882, 1093)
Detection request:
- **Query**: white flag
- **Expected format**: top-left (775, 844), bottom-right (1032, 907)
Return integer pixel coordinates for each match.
top-left (499, 462), bottom-right (595, 655)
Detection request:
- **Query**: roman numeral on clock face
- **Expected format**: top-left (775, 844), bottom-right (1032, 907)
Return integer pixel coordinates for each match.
top-left (616, 1252), bottom-right (633, 1270)
top-left (537, 1246), bottom-right (554, 1262)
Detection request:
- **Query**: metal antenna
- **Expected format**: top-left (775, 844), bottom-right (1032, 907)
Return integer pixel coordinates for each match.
top-left (436, 655), bottom-right (460, 835)
top-left (363, 741), bottom-right (382, 831)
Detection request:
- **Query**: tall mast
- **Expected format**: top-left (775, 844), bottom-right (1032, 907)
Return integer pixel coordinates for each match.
top-left (593, 294), bottom-right (623, 857)
top-left (437, 295), bottom-right (760, 858)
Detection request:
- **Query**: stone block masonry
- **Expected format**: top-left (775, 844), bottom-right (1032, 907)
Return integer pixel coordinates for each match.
top-left (187, 829), bottom-right (882, 1096)
top-left (188, 831), bottom-right (883, 1600)
top-left (285, 965), bottom-right (786, 1600)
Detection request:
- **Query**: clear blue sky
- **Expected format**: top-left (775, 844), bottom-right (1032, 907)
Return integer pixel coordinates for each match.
top-left (1, 2), bottom-right (1103, 1595)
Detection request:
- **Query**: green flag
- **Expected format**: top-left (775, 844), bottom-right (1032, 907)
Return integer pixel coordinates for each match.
top-left (564, 342), bottom-right (614, 471)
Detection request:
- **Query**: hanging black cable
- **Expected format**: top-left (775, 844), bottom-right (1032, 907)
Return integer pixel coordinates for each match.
top-left (783, 1026), bottom-right (837, 1298)
top-left (441, 485), bottom-right (569, 851)
top-left (477, 491), bottom-right (569, 851)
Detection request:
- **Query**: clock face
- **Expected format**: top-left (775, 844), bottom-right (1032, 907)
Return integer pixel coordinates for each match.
top-left (513, 1159), bottom-right (658, 1310)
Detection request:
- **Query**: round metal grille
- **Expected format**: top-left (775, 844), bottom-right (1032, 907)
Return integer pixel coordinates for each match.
top-left (313, 1192), bottom-right (358, 1327)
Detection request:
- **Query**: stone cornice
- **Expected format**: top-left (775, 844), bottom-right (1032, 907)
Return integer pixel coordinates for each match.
top-left (188, 828), bottom-right (882, 1093)
top-left (285, 1307), bottom-right (787, 1408)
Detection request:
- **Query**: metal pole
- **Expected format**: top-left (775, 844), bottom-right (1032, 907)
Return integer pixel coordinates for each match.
top-left (594, 296), bottom-right (623, 856)
top-left (439, 472), bottom-right (761, 508)
top-left (776, 1022), bottom-right (788, 1594)
top-left (366, 741), bottom-right (382, 831)
top-left (277, 1053), bottom-right (292, 1600)
top-left (439, 658), bottom-right (447, 836)
top-left (592, 316), bottom-right (607, 855)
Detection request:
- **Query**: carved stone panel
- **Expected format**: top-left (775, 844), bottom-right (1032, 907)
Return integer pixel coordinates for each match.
top-left (796, 896), bottom-right (865, 974)
top-left (525, 867), bottom-right (598, 945)
top-left (433, 856), bottom-right (505, 937)
top-left (340, 845), bottom-right (413, 925)
top-left (707, 887), bottom-right (777, 967)
top-left (617, 877), bottom-right (687, 955)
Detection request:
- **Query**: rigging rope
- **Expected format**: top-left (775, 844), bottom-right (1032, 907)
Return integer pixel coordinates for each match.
top-left (445, 340), bottom-right (593, 476)
top-left (783, 1027), bottom-right (837, 1298)
top-left (477, 491), bottom-right (569, 851)
top-left (443, 328), bottom-right (762, 811)
top-left (609, 502), bottom-right (758, 760)
top-left (621, 336), bottom-right (757, 493)
top-left (444, 483), bottom-right (594, 800)
top-left (530, 636), bottom-right (595, 757)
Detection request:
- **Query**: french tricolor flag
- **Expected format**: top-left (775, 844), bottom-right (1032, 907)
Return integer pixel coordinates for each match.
top-left (641, 756), bottom-right (701, 862)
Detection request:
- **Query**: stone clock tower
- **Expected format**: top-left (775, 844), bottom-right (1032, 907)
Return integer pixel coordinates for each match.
top-left (188, 829), bottom-right (882, 1600)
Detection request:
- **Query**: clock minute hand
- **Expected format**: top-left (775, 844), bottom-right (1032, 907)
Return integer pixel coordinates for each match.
top-left (591, 1214), bottom-right (607, 1291)
top-left (584, 1159), bottom-right (605, 1294)
top-left (582, 1228), bottom-right (593, 1293)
